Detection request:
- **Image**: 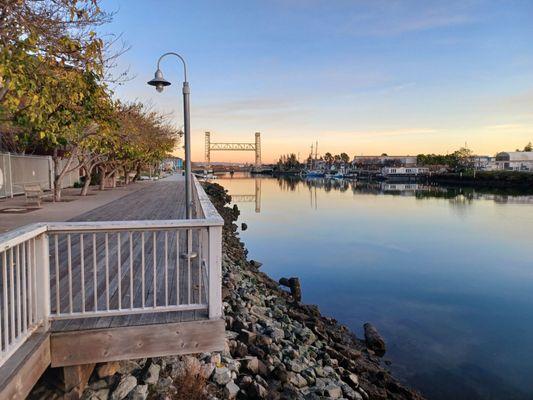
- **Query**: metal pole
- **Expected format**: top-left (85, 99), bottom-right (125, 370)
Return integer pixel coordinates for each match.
top-left (183, 82), bottom-right (192, 220)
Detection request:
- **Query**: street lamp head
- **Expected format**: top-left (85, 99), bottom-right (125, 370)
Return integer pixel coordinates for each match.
top-left (147, 68), bottom-right (171, 93)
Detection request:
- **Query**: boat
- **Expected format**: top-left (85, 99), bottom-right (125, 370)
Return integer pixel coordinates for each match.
top-left (306, 170), bottom-right (325, 177)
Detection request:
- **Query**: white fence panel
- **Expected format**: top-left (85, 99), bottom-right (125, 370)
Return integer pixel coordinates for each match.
top-left (0, 153), bottom-right (80, 198)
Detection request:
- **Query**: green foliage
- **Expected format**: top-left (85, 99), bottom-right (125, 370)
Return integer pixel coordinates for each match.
top-left (0, 1), bottom-right (178, 198)
top-left (417, 147), bottom-right (473, 171)
top-left (276, 153), bottom-right (301, 171)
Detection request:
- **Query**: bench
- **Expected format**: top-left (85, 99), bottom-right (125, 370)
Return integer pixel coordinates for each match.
top-left (24, 184), bottom-right (52, 207)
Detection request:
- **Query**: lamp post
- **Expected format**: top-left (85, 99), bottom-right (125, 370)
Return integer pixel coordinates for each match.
top-left (147, 52), bottom-right (193, 220)
top-left (148, 52), bottom-right (196, 260)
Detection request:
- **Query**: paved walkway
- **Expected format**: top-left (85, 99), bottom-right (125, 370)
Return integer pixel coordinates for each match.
top-left (0, 180), bottom-right (160, 233)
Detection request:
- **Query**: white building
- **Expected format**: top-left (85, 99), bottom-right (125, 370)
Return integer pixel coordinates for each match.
top-left (353, 155), bottom-right (418, 167)
top-left (473, 156), bottom-right (496, 171)
top-left (381, 166), bottom-right (429, 176)
top-left (494, 152), bottom-right (533, 172)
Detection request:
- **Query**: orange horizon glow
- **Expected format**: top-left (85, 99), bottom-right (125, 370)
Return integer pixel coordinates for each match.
top-left (171, 126), bottom-right (533, 164)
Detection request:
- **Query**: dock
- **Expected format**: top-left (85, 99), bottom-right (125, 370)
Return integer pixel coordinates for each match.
top-left (0, 175), bottom-right (225, 399)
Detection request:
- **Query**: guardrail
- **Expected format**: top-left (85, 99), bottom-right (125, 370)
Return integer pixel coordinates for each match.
top-left (0, 177), bottom-right (223, 368)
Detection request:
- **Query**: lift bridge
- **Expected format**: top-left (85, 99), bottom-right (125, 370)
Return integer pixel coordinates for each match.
top-left (205, 131), bottom-right (261, 167)
top-left (231, 179), bottom-right (261, 213)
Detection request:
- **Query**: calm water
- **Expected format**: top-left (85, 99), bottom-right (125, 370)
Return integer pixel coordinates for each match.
top-left (218, 174), bottom-right (533, 400)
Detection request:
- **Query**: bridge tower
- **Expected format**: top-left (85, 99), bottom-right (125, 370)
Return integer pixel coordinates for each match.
top-left (205, 131), bottom-right (211, 167)
top-left (255, 132), bottom-right (261, 166)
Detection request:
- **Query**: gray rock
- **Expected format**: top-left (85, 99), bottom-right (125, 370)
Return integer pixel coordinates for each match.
top-left (239, 329), bottom-right (257, 345)
top-left (301, 369), bottom-right (316, 385)
top-left (344, 372), bottom-right (359, 388)
top-left (289, 360), bottom-right (304, 373)
top-left (249, 382), bottom-right (268, 398)
top-left (130, 385), bottom-right (148, 400)
top-left (314, 366), bottom-right (326, 377)
top-left (200, 362), bottom-right (216, 379)
top-left (117, 360), bottom-right (141, 375)
top-left (324, 383), bottom-right (342, 399)
top-left (234, 341), bottom-right (248, 357)
top-left (314, 378), bottom-right (328, 390)
top-left (224, 381), bottom-right (240, 399)
top-left (340, 382), bottom-right (358, 400)
top-left (82, 388), bottom-right (109, 400)
top-left (143, 363), bottom-right (160, 384)
top-left (240, 375), bottom-right (253, 386)
top-left (289, 373), bottom-right (308, 388)
top-left (110, 375), bottom-right (137, 400)
top-left (155, 376), bottom-right (174, 393)
top-left (242, 357), bottom-right (259, 374)
top-left (256, 334), bottom-right (273, 346)
top-left (255, 375), bottom-right (269, 388)
top-left (363, 323), bottom-right (386, 356)
top-left (212, 367), bottom-right (232, 386)
top-left (88, 379), bottom-right (108, 390)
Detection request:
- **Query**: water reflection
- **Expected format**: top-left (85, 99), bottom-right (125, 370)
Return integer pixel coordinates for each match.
top-left (272, 176), bottom-right (533, 206)
top-left (217, 174), bottom-right (533, 400)
top-left (217, 175), bottom-right (262, 212)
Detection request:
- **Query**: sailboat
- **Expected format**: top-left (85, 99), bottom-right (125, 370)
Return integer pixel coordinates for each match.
top-left (305, 141), bottom-right (325, 177)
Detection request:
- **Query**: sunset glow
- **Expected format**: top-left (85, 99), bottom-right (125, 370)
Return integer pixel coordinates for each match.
top-left (106, 0), bottom-right (533, 162)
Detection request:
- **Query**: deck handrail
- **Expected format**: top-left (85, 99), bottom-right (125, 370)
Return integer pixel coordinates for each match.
top-left (0, 179), bottom-right (223, 368)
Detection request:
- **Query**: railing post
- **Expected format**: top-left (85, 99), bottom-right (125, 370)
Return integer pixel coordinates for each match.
top-left (34, 233), bottom-right (50, 330)
top-left (208, 226), bottom-right (222, 319)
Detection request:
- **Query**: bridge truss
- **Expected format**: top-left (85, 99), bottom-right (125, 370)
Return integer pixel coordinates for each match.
top-left (230, 179), bottom-right (261, 213)
top-left (205, 132), bottom-right (261, 166)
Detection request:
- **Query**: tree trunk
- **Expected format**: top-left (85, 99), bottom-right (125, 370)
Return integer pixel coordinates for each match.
top-left (111, 172), bottom-right (116, 188)
top-left (52, 149), bottom-right (77, 202)
top-left (124, 167), bottom-right (129, 185)
top-left (80, 165), bottom-right (93, 196)
top-left (52, 149), bottom-right (61, 202)
top-left (134, 163), bottom-right (141, 181)
top-left (99, 166), bottom-right (106, 190)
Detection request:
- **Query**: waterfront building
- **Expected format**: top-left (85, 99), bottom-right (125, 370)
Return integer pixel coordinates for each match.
top-left (352, 155), bottom-right (418, 168)
top-left (381, 166), bottom-right (429, 177)
top-left (473, 156), bottom-right (496, 171)
top-left (494, 151), bottom-right (533, 171)
top-left (161, 156), bottom-right (183, 172)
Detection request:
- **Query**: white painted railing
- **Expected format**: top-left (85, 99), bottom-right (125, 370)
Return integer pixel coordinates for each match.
top-left (0, 178), bottom-right (223, 368)
top-left (0, 224), bottom-right (49, 368)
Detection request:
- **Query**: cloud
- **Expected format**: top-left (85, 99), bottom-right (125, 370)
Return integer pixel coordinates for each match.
top-left (337, 1), bottom-right (476, 37)
top-left (484, 124), bottom-right (524, 131)
top-left (322, 128), bottom-right (437, 140)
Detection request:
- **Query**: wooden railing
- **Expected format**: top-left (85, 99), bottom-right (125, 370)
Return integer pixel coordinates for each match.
top-left (0, 178), bottom-right (223, 368)
top-left (0, 224), bottom-right (49, 368)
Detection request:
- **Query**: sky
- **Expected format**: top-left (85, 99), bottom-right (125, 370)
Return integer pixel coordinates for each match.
top-left (102, 0), bottom-right (533, 163)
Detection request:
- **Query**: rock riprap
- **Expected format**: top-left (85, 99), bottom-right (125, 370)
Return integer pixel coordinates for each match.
top-left (61, 182), bottom-right (424, 400)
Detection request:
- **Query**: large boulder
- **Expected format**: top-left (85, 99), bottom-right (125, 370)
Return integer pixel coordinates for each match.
top-left (110, 375), bottom-right (137, 400)
top-left (363, 323), bottom-right (386, 356)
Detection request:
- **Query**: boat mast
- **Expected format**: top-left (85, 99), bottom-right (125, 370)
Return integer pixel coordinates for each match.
top-left (310, 143), bottom-right (314, 170)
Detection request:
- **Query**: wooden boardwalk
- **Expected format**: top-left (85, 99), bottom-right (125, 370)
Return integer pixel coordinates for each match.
top-left (0, 175), bottom-right (225, 399)
top-left (49, 178), bottom-right (208, 332)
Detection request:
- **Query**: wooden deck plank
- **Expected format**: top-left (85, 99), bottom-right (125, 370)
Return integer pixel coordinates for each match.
top-left (48, 180), bottom-right (210, 332)
top-left (0, 332), bottom-right (50, 400)
top-left (50, 319), bottom-right (225, 367)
